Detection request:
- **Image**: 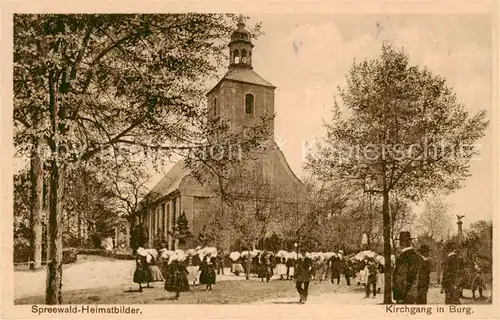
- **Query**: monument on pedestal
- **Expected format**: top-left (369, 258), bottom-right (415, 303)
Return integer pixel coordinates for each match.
top-left (456, 214), bottom-right (465, 241)
top-left (115, 218), bottom-right (131, 254)
top-left (361, 232), bottom-right (369, 250)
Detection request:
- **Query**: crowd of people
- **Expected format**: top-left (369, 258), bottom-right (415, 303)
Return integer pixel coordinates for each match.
top-left (131, 231), bottom-right (487, 304)
top-left (133, 246), bottom-right (218, 299)
top-left (131, 243), bottom-right (387, 302)
top-left (391, 231), bottom-right (486, 305)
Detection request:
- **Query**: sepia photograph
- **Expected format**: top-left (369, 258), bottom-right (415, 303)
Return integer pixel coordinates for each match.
top-left (5, 5), bottom-right (497, 317)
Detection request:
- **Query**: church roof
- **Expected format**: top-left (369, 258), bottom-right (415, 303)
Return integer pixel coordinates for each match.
top-left (137, 140), bottom-right (305, 214)
top-left (146, 160), bottom-right (191, 201)
top-left (271, 141), bottom-right (303, 186)
top-left (206, 68), bottom-right (275, 96)
top-left (225, 68), bottom-right (275, 87)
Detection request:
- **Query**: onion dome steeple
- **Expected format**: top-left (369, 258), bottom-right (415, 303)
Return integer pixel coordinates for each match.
top-left (229, 14), bottom-right (254, 69)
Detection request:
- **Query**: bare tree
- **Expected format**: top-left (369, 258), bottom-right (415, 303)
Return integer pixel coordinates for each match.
top-left (415, 196), bottom-right (453, 241)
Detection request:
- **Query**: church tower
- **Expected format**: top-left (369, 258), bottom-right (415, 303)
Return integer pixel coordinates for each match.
top-left (206, 15), bottom-right (276, 138)
top-left (136, 16), bottom-right (304, 251)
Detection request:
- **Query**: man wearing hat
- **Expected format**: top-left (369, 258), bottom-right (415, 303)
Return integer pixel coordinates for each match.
top-left (393, 231), bottom-right (421, 304)
top-left (441, 241), bottom-right (464, 304)
top-left (295, 249), bottom-right (313, 303)
top-left (338, 250), bottom-right (351, 286)
top-left (417, 245), bottom-right (432, 304)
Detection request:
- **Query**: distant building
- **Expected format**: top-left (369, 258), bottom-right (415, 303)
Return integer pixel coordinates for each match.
top-left (132, 16), bottom-right (303, 251)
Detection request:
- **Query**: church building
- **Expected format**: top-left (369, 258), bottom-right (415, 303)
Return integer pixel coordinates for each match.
top-left (133, 16), bottom-right (303, 251)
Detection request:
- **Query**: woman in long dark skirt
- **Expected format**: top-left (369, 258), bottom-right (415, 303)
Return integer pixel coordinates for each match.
top-left (286, 256), bottom-right (296, 280)
top-left (199, 255), bottom-right (216, 290)
top-left (252, 254), bottom-right (260, 275)
top-left (164, 258), bottom-right (190, 300)
top-left (133, 250), bottom-right (150, 292)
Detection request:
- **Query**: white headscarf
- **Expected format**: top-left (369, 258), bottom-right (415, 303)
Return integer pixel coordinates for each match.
top-left (168, 253), bottom-right (179, 264)
top-left (145, 248), bottom-right (158, 260)
top-left (176, 250), bottom-right (187, 262)
top-left (136, 247), bottom-right (147, 257)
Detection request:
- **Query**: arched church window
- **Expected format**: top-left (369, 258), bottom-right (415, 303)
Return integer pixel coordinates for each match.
top-left (241, 49), bottom-right (248, 63)
top-left (213, 97), bottom-right (217, 116)
top-left (233, 49), bottom-right (240, 63)
top-left (245, 94), bottom-right (254, 114)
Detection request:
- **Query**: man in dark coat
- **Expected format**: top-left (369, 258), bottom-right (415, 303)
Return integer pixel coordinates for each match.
top-left (471, 264), bottom-right (485, 299)
top-left (339, 250), bottom-right (351, 285)
top-left (329, 254), bottom-right (340, 284)
top-left (393, 231), bottom-right (421, 304)
top-left (217, 249), bottom-right (225, 275)
top-left (295, 252), bottom-right (313, 304)
top-left (417, 245), bottom-right (432, 304)
top-left (441, 241), bottom-right (464, 304)
top-left (252, 254), bottom-right (260, 275)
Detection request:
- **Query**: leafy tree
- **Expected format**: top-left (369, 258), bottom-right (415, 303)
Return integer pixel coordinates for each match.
top-left (14, 169), bottom-right (49, 265)
top-left (130, 223), bottom-right (148, 251)
top-left (389, 194), bottom-right (416, 248)
top-left (14, 13), bottom-right (261, 304)
top-left (62, 164), bottom-right (120, 247)
top-left (463, 220), bottom-right (492, 270)
top-left (196, 200), bottom-right (233, 249)
top-left (153, 228), bottom-right (167, 249)
top-left (306, 43), bottom-right (488, 303)
top-left (196, 225), bottom-right (215, 247)
top-left (29, 150), bottom-right (45, 269)
top-left (263, 232), bottom-right (283, 252)
top-left (14, 171), bottom-right (35, 259)
top-left (170, 211), bottom-right (193, 249)
top-left (317, 181), bottom-right (365, 252)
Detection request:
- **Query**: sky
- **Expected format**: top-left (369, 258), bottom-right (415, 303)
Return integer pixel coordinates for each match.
top-left (148, 13), bottom-right (495, 229)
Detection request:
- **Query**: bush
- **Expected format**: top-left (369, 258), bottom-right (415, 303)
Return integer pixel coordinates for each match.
top-left (62, 248), bottom-right (78, 264)
top-left (75, 248), bottom-right (134, 260)
top-left (13, 244), bottom-right (30, 263)
top-left (77, 248), bottom-right (107, 255)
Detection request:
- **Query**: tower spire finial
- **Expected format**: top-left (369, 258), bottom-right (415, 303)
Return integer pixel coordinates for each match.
top-left (238, 14), bottom-right (245, 27)
top-left (229, 14), bottom-right (253, 69)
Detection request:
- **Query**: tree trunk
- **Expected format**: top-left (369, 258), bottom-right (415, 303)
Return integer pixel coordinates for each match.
top-left (29, 142), bottom-right (44, 270)
top-left (45, 161), bottom-right (65, 304)
top-left (436, 241), bottom-right (442, 285)
top-left (368, 192), bottom-right (373, 249)
top-left (382, 189), bottom-right (393, 304)
top-left (245, 255), bottom-right (251, 280)
top-left (77, 211), bottom-right (81, 245)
